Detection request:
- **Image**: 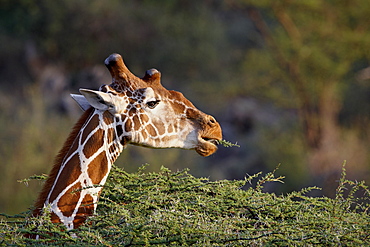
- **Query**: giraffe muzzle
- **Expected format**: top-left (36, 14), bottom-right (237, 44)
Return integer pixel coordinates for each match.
top-left (196, 118), bottom-right (222, 157)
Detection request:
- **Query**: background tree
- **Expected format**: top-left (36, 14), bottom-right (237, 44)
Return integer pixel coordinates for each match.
top-left (229, 0), bottom-right (370, 193)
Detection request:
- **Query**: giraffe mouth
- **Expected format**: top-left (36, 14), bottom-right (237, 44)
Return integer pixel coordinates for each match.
top-left (202, 137), bottom-right (219, 145)
top-left (195, 135), bottom-right (222, 157)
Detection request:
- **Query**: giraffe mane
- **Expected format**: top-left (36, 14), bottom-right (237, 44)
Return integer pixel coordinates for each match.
top-left (32, 107), bottom-right (95, 216)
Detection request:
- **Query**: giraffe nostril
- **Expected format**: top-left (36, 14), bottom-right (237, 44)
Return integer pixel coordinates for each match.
top-left (209, 116), bottom-right (216, 125)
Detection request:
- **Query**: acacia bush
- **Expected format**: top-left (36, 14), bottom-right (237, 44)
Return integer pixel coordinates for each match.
top-left (1, 164), bottom-right (369, 246)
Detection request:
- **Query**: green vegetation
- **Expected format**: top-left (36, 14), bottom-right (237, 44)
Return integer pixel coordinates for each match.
top-left (216, 139), bottom-right (240, 148)
top-left (1, 164), bottom-right (369, 246)
top-left (0, 2), bottom-right (368, 245)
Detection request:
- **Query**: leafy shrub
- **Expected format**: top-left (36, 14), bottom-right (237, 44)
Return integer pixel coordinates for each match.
top-left (1, 165), bottom-right (369, 246)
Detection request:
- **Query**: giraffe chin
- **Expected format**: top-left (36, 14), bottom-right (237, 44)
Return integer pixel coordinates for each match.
top-left (195, 140), bottom-right (219, 157)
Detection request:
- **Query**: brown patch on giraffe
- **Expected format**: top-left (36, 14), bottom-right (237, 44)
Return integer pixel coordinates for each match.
top-left (125, 119), bottom-right (132, 132)
top-left (57, 181), bottom-right (82, 217)
top-left (141, 113), bottom-right (149, 123)
top-left (141, 130), bottom-right (148, 140)
top-left (87, 151), bottom-right (109, 185)
top-left (167, 90), bottom-right (196, 114)
top-left (73, 193), bottom-right (96, 229)
top-left (103, 111), bottom-right (114, 125)
top-left (174, 103), bottom-right (186, 115)
top-left (107, 127), bottom-right (115, 144)
top-left (128, 108), bottom-right (136, 117)
top-left (160, 135), bottom-right (173, 144)
top-left (50, 211), bottom-right (62, 224)
top-left (147, 124), bottom-right (157, 136)
top-left (48, 153), bottom-right (81, 203)
top-left (116, 124), bottom-right (123, 137)
top-left (83, 128), bottom-right (104, 159)
top-left (168, 124), bottom-right (173, 133)
top-left (81, 113), bottom-right (100, 145)
top-left (168, 90), bottom-right (196, 107)
top-left (186, 108), bottom-right (201, 121)
top-left (125, 90), bottom-right (132, 97)
top-left (156, 123), bottom-right (166, 135)
top-left (133, 115), bottom-right (140, 131)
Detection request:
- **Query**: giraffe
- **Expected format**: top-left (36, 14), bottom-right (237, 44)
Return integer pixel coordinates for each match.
top-left (31, 53), bottom-right (222, 232)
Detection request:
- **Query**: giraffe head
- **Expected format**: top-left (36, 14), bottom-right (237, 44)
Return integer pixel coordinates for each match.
top-left (73, 53), bottom-right (222, 157)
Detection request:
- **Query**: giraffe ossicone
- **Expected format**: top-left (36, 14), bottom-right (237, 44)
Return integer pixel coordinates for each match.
top-left (31, 53), bottom-right (222, 234)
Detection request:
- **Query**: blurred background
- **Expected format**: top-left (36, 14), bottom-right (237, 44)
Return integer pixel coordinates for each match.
top-left (0, 0), bottom-right (369, 215)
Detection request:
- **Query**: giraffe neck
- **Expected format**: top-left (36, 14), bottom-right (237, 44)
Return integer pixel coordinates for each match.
top-left (33, 108), bottom-right (124, 230)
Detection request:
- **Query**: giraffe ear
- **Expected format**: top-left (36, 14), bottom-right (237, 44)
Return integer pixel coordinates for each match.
top-left (79, 89), bottom-right (114, 111)
top-left (70, 94), bottom-right (91, 111)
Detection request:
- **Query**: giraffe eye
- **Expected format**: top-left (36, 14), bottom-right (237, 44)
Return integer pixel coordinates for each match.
top-left (146, 100), bottom-right (160, 109)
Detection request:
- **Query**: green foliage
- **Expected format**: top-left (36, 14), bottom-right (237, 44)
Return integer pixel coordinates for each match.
top-left (1, 165), bottom-right (369, 246)
top-left (216, 139), bottom-right (240, 148)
